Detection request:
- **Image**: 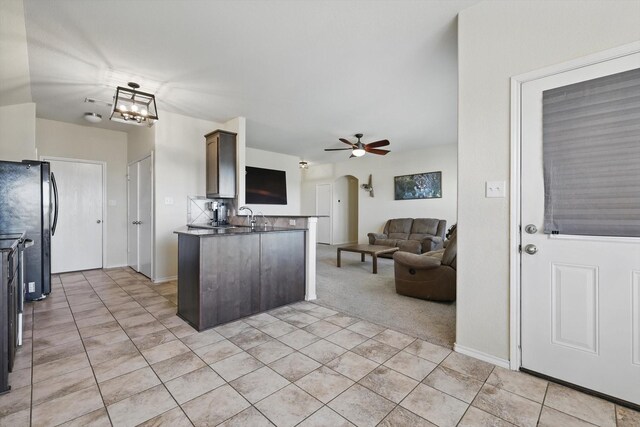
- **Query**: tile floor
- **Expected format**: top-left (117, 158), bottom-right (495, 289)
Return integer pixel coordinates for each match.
top-left (1, 268), bottom-right (638, 426)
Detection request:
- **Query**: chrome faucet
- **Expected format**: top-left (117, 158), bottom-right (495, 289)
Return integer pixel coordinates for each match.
top-left (239, 206), bottom-right (256, 229)
top-left (257, 212), bottom-right (270, 228)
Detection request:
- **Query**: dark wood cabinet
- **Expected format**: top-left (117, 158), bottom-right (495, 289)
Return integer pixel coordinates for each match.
top-left (205, 130), bottom-right (237, 198)
top-left (200, 234), bottom-right (260, 325)
top-left (260, 232), bottom-right (305, 311)
top-left (177, 230), bottom-right (305, 331)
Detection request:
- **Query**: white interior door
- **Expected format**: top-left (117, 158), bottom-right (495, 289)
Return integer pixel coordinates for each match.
top-left (316, 184), bottom-right (332, 244)
top-left (49, 159), bottom-right (103, 273)
top-left (521, 53), bottom-right (640, 405)
top-left (138, 156), bottom-right (152, 278)
top-left (128, 156), bottom-right (153, 279)
top-left (127, 163), bottom-right (139, 270)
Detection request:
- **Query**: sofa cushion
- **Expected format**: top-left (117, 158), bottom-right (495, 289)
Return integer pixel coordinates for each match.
top-left (410, 218), bottom-right (440, 236)
top-left (397, 240), bottom-right (421, 254)
top-left (385, 218), bottom-right (413, 235)
top-left (408, 233), bottom-right (431, 242)
top-left (376, 238), bottom-right (400, 247)
top-left (388, 232), bottom-right (410, 240)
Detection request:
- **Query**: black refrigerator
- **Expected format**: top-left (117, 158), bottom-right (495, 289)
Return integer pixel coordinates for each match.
top-left (0, 160), bottom-right (57, 301)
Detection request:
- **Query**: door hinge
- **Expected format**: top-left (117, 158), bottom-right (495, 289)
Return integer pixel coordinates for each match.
top-left (518, 244), bottom-right (522, 253)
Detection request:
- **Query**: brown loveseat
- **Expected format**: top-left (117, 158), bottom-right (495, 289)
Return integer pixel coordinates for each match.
top-left (367, 218), bottom-right (447, 255)
top-left (392, 232), bottom-right (457, 301)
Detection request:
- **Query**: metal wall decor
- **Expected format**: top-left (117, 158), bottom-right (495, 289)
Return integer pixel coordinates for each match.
top-left (394, 171), bottom-right (442, 200)
top-left (110, 82), bottom-right (158, 126)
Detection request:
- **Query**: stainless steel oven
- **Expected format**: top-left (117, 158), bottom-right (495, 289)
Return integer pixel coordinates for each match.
top-left (17, 238), bottom-right (33, 346)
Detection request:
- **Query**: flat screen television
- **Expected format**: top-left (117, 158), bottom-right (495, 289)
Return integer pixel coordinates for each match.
top-left (245, 166), bottom-right (288, 205)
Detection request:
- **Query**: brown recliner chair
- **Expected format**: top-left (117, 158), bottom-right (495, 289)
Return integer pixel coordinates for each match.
top-left (392, 232), bottom-right (457, 302)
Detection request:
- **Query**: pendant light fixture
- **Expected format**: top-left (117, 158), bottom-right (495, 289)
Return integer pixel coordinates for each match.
top-left (110, 82), bottom-right (158, 126)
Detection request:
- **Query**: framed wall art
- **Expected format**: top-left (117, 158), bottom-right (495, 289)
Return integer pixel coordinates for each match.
top-left (394, 171), bottom-right (442, 200)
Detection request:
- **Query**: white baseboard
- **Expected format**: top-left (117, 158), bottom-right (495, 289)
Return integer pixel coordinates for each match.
top-left (453, 343), bottom-right (510, 369)
top-left (153, 276), bottom-right (177, 284)
top-left (305, 293), bottom-right (317, 301)
top-left (104, 263), bottom-right (128, 269)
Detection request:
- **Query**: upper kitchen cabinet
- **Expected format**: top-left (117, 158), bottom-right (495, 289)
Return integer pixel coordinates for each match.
top-left (205, 130), bottom-right (237, 198)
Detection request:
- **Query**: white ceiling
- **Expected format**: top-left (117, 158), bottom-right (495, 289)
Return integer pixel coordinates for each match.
top-left (18, 0), bottom-right (477, 162)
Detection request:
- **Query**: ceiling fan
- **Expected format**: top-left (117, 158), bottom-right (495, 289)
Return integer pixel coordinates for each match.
top-left (324, 133), bottom-right (390, 158)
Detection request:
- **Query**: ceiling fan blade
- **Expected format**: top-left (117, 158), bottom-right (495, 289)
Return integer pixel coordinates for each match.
top-left (324, 148), bottom-right (353, 151)
top-left (366, 139), bottom-right (390, 148)
top-left (365, 148), bottom-right (390, 155)
top-left (339, 138), bottom-right (354, 146)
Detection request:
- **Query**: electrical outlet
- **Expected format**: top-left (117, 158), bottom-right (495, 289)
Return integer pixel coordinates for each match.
top-left (108, 199), bottom-right (117, 206)
top-left (485, 181), bottom-right (506, 198)
top-left (164, 197), bottom-right (174, 205)
top-left (289, 219), bottom-right (296, 226)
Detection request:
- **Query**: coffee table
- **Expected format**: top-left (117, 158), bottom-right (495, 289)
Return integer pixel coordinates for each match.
top-left (336, 244), bottom-right (399, 274)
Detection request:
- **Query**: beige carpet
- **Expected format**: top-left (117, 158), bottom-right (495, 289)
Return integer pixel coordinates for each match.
top-left (314, 244), bottom-right (456, 348)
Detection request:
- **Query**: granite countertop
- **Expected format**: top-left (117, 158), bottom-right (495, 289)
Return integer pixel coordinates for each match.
top-left (174, 225), bottom-right (307, 237)
top-left (0, 232), bottom-right (26, 252)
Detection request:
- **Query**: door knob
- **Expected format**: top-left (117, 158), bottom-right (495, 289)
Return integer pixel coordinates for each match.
top-left (96, 220), bottom-right (102, 224)
top-left (524, 224), bottom-right (537, 234)
top-left (524, 244), bottom-right (538, 255)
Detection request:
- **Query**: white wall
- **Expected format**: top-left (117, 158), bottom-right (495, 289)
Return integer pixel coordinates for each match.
top-left (0, 103), bottom-right (36, 160)
top-left (302, 143), bottom-right (457, 244)
top-left (127, 125), bottom-right (155, 163)
top-left (35, 118), bottom-right (128, 268)
top-left (457, 0), bottom-right (640, 361)
top-left (152, 111), bottom-right (245, 281)
top-left (244, 147), bottom-right (302, 215)
top-left (229, 116), bottom-right (247, 210)
top-left (331, 175), bottom-right (358, 245)
top-left (153, 110), bottom-right (223, 281)
top-left (0, 0), bottom-right (32, 106)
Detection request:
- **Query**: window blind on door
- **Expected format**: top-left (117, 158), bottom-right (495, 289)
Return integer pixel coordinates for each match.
top-left (543, 67), bottom-right (640, 237)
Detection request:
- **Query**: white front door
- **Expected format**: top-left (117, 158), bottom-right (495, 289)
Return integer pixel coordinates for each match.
top-left (128, 156), bottom-right (153, 278)
top-left (316, 183), bottom-right (331, 244)
top-left (521, 53), bottom-right (640, 405)
top-left (49, 159), bottom-right (103, 273)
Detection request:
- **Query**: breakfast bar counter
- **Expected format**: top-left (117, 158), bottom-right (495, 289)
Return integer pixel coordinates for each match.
top-left (174, 226), bottom-right (307, 331)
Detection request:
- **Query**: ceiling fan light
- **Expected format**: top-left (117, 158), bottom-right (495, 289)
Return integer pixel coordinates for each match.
top-left (352, 148), bottom-right (366, 157)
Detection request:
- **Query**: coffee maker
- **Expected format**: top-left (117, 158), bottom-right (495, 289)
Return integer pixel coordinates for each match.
top-left (207, 201), bottom-right (228, 226)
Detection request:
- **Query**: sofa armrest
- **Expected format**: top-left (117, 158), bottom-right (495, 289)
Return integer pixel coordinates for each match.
top-left (368, 233), bottom-right (387, 244)
top-left (393, 252), bottom-right (442, 270)
top-left (420, 236), bottom-right (444, 252)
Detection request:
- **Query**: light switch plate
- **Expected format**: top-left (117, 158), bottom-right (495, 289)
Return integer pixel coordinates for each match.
top-left (289, 219), bottom-right (296, 226)
top-left (108, 199), bottom-right (117, 206)
top-left (164, 197), bottom-right (174, 205)
top-left (486, 181), bottom-right (506, 198)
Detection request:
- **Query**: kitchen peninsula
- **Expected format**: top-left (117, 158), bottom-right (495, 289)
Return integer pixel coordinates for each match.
top-left (174, 225), bottom-right (307, 331)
